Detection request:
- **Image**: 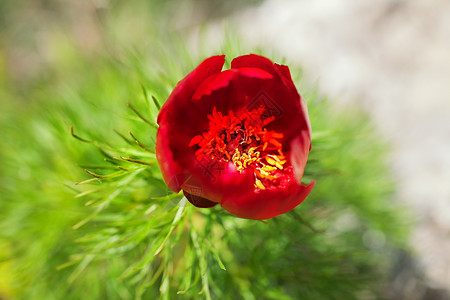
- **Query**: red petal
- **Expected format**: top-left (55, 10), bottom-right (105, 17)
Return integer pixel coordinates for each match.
top-left (156, 125), bottom-right (185, 192)
top-left (181, 160), bottom-right (255, 204)
top-left (274, 64), bottom-right (312, 137)
top-left (190, 69), bottom-right (275, 121)
top-left (231, 55), bottom-right (311, 148)
top-left (192, 68), bottom-right (273, 101)
top-left (232, 54), bottom-right (294, 87)
top-left (221, 181), bottom-right (315, 220)
top-left (231, 54), bottom-right (276, 75)
top-left (156, 55), bottom-right (225, 193)
top-left (299, 93), bottom-right (312, 137)
top-left (289, 130), bottom-right (311, 184)
top-left (157, 55), bottom-right (225, 124)
top-left (274, 63), bottom-right (293, 82)
top-left (192, 71), bottom-right (235, 101)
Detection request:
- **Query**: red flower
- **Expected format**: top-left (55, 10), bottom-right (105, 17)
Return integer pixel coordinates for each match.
top-left (156, 54), bottom-right (315, 220)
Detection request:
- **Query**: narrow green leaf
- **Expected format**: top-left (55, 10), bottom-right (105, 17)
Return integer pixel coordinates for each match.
top-left (151, 95), bottom-right (161, 111)
top-left (84, 169), bottom-right (127, 179)
top-left (154, 197), bottom-right (187, 256)
top-left (191, 230), bottom-right (212, 300)
top-left (113, 129), bottom-right (134, 145)
top-left (129, 131), bottom-right (155, 153)
top-left (205, 240), bottom-right (226, 271)
top-left (127, 102), bottom-right (158, 129)
top-left (119, 156), bottom-right (154, 166)
top-left (70, 125), bottom-right (91, 143)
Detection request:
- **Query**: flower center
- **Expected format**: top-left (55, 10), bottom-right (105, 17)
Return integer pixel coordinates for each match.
top-left (189, 106), bottom-right (286, 190)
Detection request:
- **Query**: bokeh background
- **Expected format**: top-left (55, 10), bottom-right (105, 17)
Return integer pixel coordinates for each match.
top-left (1, 0), bottom-right (449, 299)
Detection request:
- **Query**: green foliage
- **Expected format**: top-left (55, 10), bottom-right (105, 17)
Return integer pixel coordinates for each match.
top-left (0, 4), bottom-right (409, 300)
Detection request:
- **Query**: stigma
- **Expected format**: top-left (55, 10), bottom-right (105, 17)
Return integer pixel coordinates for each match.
top-left (189, 106), bottom-right (287, 190)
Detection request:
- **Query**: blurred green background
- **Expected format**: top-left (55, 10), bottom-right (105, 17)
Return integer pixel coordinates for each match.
top-left (0, 1), bottom-right (421, 299)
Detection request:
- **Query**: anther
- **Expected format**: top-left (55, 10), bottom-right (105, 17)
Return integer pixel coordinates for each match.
top-left (255, 179), bottom-right (266, 190)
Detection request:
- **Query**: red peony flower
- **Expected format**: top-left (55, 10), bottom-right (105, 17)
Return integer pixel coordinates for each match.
top-left (156, 54), bottom-right (315, 220)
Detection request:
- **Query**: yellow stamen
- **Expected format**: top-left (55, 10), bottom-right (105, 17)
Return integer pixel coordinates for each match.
top-left (192, 105), bottom-right (288, 190)
top-left (265, 156), bottom-right (277, 166)
top-left (255, 179), bottom-right (266, 190)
